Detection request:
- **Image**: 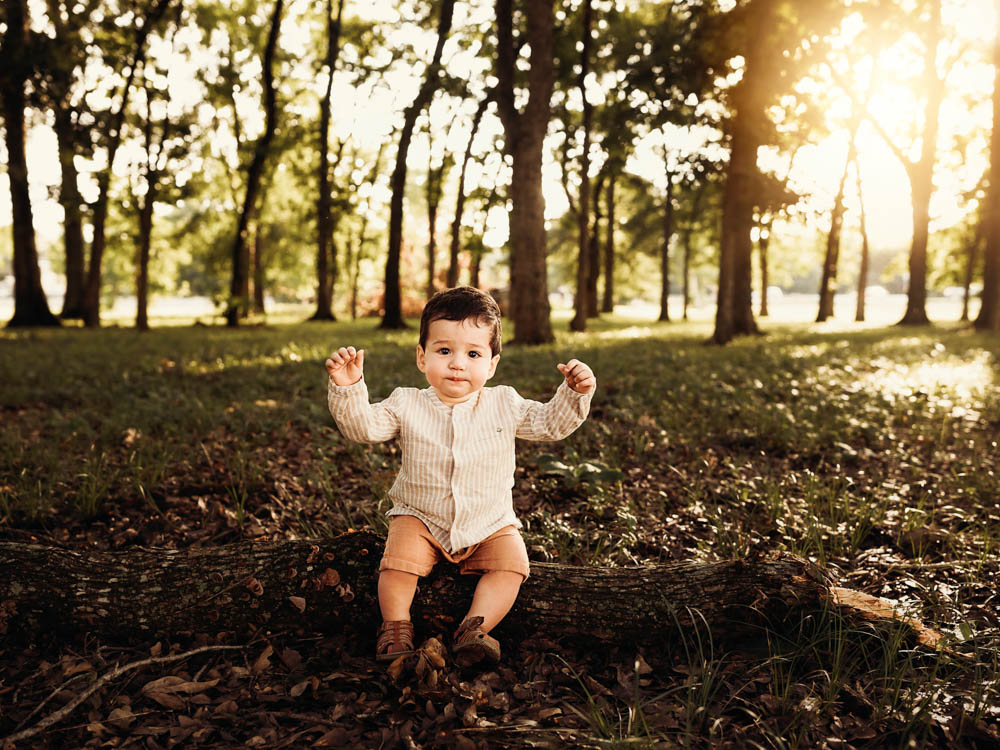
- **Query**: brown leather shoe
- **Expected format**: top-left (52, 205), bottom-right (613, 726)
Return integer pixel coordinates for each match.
top-left (376, 620), bottom-right (415, 662)
top-left (453, 616), bottom-right (501, 666)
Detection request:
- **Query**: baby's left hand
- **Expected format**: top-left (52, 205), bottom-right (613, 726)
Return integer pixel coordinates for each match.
top-left (557, 359), bottom-right (596, 395)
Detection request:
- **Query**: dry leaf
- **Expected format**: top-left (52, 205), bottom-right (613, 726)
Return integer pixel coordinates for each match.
top-left (288, 596), bottom-right (306, 612)
top-left (290, 678), bottom-right (312, 698)
top-left (107, 707), bottom-right (135, 729)
top-left (252, 645), bottom-right (273, 673)
top-left (144, 691), bottom-right (186, 710)
top-left (313, 728), bottom-right (349, 747)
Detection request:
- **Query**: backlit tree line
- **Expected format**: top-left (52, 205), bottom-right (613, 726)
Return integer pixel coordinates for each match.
top-left (2, 0), bottom-right (999, 341)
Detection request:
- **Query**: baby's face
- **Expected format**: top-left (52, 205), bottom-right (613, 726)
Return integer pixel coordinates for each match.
top-left (416, 318), bottom-right (499, 405)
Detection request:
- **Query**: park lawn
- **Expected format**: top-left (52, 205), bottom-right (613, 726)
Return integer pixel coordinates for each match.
top-left (1, 315), bottom-right (999, 748)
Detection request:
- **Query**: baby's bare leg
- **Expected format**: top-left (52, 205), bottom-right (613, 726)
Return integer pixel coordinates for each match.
top-left (463, 571), bottom-right (523, 633)
top-left (378, 569), bottom-right (420, 621)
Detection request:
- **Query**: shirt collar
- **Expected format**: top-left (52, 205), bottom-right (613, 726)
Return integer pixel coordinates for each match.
top-left (422, 387), bottom-right (482, 412)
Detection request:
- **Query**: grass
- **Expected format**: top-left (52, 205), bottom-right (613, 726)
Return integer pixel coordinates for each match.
top-left (2, 312), bottom-right (999, 746)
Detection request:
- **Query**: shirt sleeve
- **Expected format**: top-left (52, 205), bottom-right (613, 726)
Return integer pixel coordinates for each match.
top-left (327, 377), bottom-right (402, 443)
top-left (513, 380), bottom-right (593, 441)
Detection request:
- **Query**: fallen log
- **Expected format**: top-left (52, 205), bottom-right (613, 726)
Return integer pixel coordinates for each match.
top-left (0, 531), bottom-right (941, 647)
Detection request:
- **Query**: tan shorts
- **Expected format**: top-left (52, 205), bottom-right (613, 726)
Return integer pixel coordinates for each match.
top-left (379, 515), bottom-right (530, 581)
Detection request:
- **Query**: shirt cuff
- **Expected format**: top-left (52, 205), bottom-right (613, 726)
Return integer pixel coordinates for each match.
top-left (327, 375), bottom-right (366, 397)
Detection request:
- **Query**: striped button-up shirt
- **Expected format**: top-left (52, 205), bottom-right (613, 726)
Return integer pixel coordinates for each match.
top-left (328, 377), bottom-right (593, 552)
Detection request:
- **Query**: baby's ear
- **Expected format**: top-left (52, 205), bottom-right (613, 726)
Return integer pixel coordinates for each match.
top-left (487, 353), bottom-right (500, 380)
top-left (415, 345), bottom-right (427, 373)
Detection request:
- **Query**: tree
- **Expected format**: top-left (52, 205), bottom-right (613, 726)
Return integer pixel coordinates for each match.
top-left (311, 0), bottom-right (346, 322)
top-left (1, 0), bottom-right (60, 328)
top-left (38, 0), bottom-right (99, 320)
top-left (712, 0), bottom-right (843, 344)
top-left (134, 81), bottom-right (170, 332)
top-left (380, 0), bottom-right (456, 329)
top-left (854, 157), bottom-right (872, 322)
top-left (712, 1), bottom-right (775, 344)
top-left (569, 0), bottom-right (595, 333)
top-left (225, 0), bottom-right (284, 327)
top-left (82, 0), bottom-right (174, 328)
top-left (816, 126), bottom-right (860, 322)
top-left (424, 133), bottom-right (452, 298)
top-left (976, 0), bottom-right (1000, 333)
top-left (447, 93), bottom-right (490, 288)
top-left (859, 0), bottom-right (965, 326)
top-left (495, 0), bottom-right (556, 344)
top-left (601, 168), bottom-right (617, 313)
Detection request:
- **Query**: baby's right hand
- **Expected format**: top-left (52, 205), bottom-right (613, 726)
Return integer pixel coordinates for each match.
top-left (325, 346), bottom-right (365, 386)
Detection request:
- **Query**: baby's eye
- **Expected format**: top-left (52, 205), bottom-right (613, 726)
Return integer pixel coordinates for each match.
top-left (469, 351), bottom-right (481, 359)
top-left (437, 347), bottom-right (451, 355)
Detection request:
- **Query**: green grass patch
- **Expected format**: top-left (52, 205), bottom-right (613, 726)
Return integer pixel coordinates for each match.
top-left (2, 314), bottom-right (999, 746)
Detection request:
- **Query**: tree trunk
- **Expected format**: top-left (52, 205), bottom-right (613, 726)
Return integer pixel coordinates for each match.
top-left (712, 1), bottom-right (773, 344)
top-left (2, 0), bottom-right (60, 328)
top-left (586, 169), bottom-right (603, 318)
top-left (601, 172), bottom-right (616, 313)
top-left (53, 105), bottom-right (87, 320)
top-left (311, 0), bottom-right (345, 322)
top-left (448, 96), bottom-right (489, 288)
top-left (252, 223), bottom-right (266, 314)
top-left (899, 0), bottom-right (944, 327)
top-left (976, 2), bottom-right (1000, 332)
top-left (0, 533), bottom-right (942, 651)
top-left (855, 158), bottom-right (870, 322)
top-left (758, 222), bottom-right (771, 318)
top-left (817, 132), bottom-right (858, 322)
top-left (226, 0), bottom-right (283, 327)
top-left (570, 0), bottom-right (594, 333)
top-left (425, 148), bottom-right (448, 299)
top-left (681, 183), bottom-right (704, 322)
top-left (381, 0), bottom-right (455, 328)
top-left (82, 0), bottom-right (172, 328)
top-left (496, 0), bottom-right (555, 345)
top-left (960, 226), bottom-right (980, 323)
top-left (659, 170), bottom-right (674, 322)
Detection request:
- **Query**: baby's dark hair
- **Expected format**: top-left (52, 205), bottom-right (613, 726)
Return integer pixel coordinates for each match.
top-left (419, 287), bottom-right (502, 355)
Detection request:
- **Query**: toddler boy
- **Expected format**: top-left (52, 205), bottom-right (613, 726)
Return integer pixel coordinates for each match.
top-left (326, 287), bottom-right (595, 665)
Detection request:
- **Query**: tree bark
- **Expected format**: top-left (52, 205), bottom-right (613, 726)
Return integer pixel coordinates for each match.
top-left (495, 0), bottom-right (556, 344)
top-left (659, 170), bottom-right (674, 322)
top-left (976, 1), bottom-right (1000, 332)
top-left (448, 95), bottom-right (489, 288)
top-left (712, 0), bottom-right (779, 344)
top-left (226, 0), bottom-right (283, 327)
top-left (381, 0), bottom-right (455, 328)
top-left (0, 532), bottom-right (941, 650)
top-left (311, 0), bottom-right (345, 322)
top-left (2, 0), bottom-right (60, 328)
top-left (757, 222), bottom-right (771, 317)
top-left (586, 169), bottom-right (603, 318)
top-left (53, 105), bottom-right (87, 320)
top-left (855, 158), bottom-right (870, 322)
top-left (898, 0), bottom-right (944, 327)
top-left (960, 225), bottom-right (980, 323)
top-left (570, 0), bottom-right (594, 333)
top-left (817, 130), bottom-right (858, 322)
top-left (425, 146), bottom-right (448, 299)
top-left (602, 172), bottom-right (616, 314)
top-left (82, 0), bottom-right (172, 328)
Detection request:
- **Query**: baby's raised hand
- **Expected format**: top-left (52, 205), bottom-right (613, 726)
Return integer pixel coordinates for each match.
top-left (325, 346), bottom-right (365, 386)
top-left (557, 359), bottom-right (596, 395)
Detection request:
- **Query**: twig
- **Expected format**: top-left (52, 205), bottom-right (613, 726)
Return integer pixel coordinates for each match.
top-left (10, 673), bottom-right (88, 734)
top-left (1, 644), bottom-right (246, 746)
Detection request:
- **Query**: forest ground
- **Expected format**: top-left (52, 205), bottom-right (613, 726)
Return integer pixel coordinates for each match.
top-left (1, 311), bottom-right (998, 749)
